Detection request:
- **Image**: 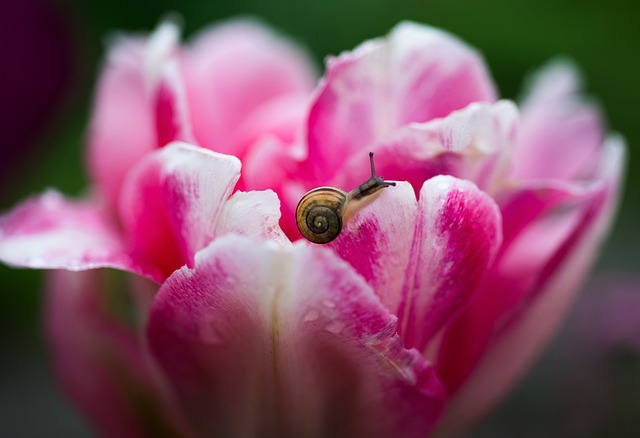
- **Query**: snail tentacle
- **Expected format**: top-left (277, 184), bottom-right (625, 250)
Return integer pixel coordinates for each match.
top-left (295, 152), bottom-right (395, 244)
top-left (348, 152), bottom-right (396, 201)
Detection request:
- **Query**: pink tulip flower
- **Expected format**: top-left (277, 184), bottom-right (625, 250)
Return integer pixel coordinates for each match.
top-left (0, 19), bottom-right (624, 437)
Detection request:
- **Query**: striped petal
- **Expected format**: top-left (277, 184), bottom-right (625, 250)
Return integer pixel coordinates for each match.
top-left (147, 235), bottom-right (446, 438)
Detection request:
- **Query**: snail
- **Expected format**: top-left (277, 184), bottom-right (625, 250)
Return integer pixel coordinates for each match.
top-left (296, 152), bottom-right (396, 244)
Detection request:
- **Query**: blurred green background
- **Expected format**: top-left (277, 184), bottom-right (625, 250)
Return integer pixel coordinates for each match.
top-left (1, 0), bottom-right (638, 436)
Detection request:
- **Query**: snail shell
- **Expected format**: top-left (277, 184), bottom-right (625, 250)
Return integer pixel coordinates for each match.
top-left (295, 152), bottom-right (396, 244)
top-left (296, 187), bottom-right (347, 244)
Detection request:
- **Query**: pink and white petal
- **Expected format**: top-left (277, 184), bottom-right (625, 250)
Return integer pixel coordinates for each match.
top-left (45, 269), bottom-right (190, 438)
top-left (87, 36), bottom-right (156, 210)
top-left (331, 101), bottom-right (518, 195)
top-left (307, 21), bottom-right (496, 181)
top-left (118, 142), bottom-right (240, 279)
top-left (147, 235), bottom-right (446, 438)
top-left (0, 191), bottom-right (151, 276)
top-left (215, 190), bottom-right (290, 245)
top-left (398, 176), bottom-right (502, 353)
top-left (328, 182), bottom-right (418, 314)
top-left (87, 21), bottom-right (182, 210)
top-left (511, 59), bottom-right (604, 181)
top-left (153, 58), bottom-right (196, 147)
top-left (241, 135), bottom-right (308, 240)
top-left (435, 136), bottom-right (625, 434)
top-left (497, 180), bottom-right (598, 249)
top-left (184, 19), bottom-right (316, 156)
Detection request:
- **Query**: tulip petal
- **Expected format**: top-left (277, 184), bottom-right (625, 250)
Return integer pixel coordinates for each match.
top-left (307, 21), bottom-right (496, 181)
top-left (87, 21), bottom-right (181, 209)
top-left (154, 58), bottom-right (195, 147)
top-left (185, 19), bottom-right (316, 157)
top-left (215, 189), bottom-right (290, 245)
top-left (233, 92), bottom-right (310, 170)
top-left (397, 176), bottom-right (502, 352)
top-left (329, 182), bottom-right (418, 314)
top-left (436, 136), bottom-right (625, 433)
top-left (0, 191), bottom-right (149, 275)
top-left (45, 269), bottom-right (189, 437)
top-left (118, 142), bottom-right (240, 279)
top-left (331, 101), bottom-right (518, 196)
top-left (147, 235), bottom-right (446, 438)
top-left (512, 59), bottom-right (603, 181)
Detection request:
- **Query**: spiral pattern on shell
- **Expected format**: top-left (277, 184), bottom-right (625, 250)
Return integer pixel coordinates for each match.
top-left (295, 187), bottom-right (347, 244)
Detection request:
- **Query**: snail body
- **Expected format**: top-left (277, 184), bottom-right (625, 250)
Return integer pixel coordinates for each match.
top-left (296, 152), bottom-right (395, 244)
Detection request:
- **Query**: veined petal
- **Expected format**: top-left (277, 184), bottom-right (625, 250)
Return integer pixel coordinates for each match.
top-left (87, 21), bottom-right (182, 210)
top-left (0, 191), bottom-right (149, 276)
top-left (185, 19), bottom-right (316, 157)
top-left (329, 182), bottom-right (418, 314)
top-left (147, 235), bottom-right (446, 438)
top-left (398, 176), bottom-right (502, 353)
top-left (436, 136), bottom-right (625, 433)
top-left (307, 21), bottom-right (496, 182)
top-left (118, 142), bottom-right (240, 279)
top-left (45, 269), bottom-right (189, 438)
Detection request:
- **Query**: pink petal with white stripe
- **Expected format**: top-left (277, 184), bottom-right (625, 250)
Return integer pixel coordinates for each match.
top-left (153, 58), bottom-right (195, 147)
top-left (147, 235), bottom-right (446, 438)
top-left (184, 19), bottom-right (316, 157)
top-left (329, 182), bottom-right (418, 314)
top-left (215, 190), bottom-right (290, 245)
top-left (307, 21), bottom-right (496, 181)
top-left (436, 136), bottom-right (625, 434)
top-left (397, 176), bottom-right (502, 352)
top-left (118, 142), bottom-right (240, 279)
top-left (0, 191), bottom-right (149, 276)
top-left (87, 21), bottom-right (181, 209)
top-left (331, 101), bottom-right (518, 196)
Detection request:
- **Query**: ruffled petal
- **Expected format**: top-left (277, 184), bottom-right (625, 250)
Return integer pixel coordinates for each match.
top-left (45, 269), bottom-right (189, 437)
top-left (184, 19), bottom-right (316, 157)
top-left (118, 142), bottom-right (240, 279)
top-left (436, 136), bottom-right (625, 433)
top-left (307, 21), bottom-right (496, 182)
top-left (397, 176), bottom-right (502, 352)
top-left (511, 59), bottom-right (604, 181)
top-left (147, 235), bottom-right (446, 438)
top-left (87, 21), bottom-right (182, 209)
top-left (0, 191), bottom-right (150, 275)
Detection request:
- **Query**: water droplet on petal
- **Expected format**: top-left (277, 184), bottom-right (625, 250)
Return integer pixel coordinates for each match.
top-left (303, 309), bottom-right (319, 322)
top-left (324, 320), bottom-right (346, 335)
top-left (436, 179), bottom-right (452, 191)
top-left (199, 319), bottom-right (222, 345)
top-left (322, 299), bottom-right (335, 308)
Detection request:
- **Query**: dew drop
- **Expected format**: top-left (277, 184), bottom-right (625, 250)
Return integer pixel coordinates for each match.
top-left (303, 309), bottom-right (319, 322)
top-left (199, 319), bottom-right (222, 345)
top-left (322, 299), bottom-right (336, 308)
top-left (324, 320), bottom-right (346, 335)
top-left (436, 179), bottom-right (452, 191)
